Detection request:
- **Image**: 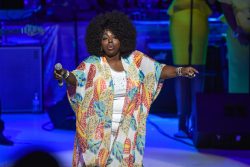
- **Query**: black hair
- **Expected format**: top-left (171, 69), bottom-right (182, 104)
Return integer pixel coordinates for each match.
top-left (85, 11), bottom-right (137, 57)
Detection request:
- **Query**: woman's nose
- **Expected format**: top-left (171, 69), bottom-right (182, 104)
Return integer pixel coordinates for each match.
top-left (108, 38), bottom-right (113, 43)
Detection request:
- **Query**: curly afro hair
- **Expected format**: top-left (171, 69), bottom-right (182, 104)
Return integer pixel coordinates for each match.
top-left (85, 11), bottom-right (137, 57)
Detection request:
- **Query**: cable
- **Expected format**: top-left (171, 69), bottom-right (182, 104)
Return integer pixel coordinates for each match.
top-left (41, 121), bottom-right (55, 131)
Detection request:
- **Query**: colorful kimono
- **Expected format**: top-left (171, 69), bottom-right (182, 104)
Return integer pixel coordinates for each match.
top-left (67, 50), bottom-right (165, 167)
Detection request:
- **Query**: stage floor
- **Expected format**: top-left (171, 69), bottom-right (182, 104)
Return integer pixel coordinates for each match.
top-left (0, 113), bottom-right (250, 167)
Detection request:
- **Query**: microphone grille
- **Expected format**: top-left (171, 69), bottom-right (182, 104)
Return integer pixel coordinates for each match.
top-left (55, 63), bottom-right (62, 70)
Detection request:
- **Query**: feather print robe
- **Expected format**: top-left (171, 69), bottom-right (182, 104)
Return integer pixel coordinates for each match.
top-left (67, 50), bottom-right (165, 167)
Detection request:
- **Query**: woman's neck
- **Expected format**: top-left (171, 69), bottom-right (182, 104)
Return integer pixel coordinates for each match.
top-left (105, 54), bottom-right (121, 63)
top-left (105, 54), bottom-right (124, 72)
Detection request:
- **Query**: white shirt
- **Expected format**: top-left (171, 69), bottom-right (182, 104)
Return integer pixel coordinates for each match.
top-left (110, 67), bottom-right (126, 150)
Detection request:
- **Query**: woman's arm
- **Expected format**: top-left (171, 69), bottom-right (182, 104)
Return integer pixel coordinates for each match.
top-left (220, 2), bottom-right (249, 45)
top-left (160, 65), bottom-right (199, 79)
top-left (220, 2), bottom-right (238, 31)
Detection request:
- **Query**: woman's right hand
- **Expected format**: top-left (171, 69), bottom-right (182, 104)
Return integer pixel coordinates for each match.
top-left (53, 68), bottom-right (66, 81)
top-left (53, 63), bottom-right (69, 86)
top-left (54, 65), bottom-right (77, 87)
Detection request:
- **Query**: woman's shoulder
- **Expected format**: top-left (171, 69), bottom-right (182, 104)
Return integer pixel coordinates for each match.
top-left (126, 50), bottom-right (146, 67)
top-left (130, 50), bottom-right (145, 58)
top-left (83, 55), bottom-right (101, 64)
top-left (75, 55), bottom-right (100, 71)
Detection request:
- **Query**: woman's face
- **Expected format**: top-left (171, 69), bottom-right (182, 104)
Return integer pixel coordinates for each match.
top-left (101, 30), bottom-right (121, 58)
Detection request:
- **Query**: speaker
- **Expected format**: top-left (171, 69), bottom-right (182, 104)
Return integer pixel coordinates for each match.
top-left (0, 46), bottom-right (43, 112)
top-left (46, 95), bottom-right (75, 130)
top-left (193, 93), bottom-right (250, 148)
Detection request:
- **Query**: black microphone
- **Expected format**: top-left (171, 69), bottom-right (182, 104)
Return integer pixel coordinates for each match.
top-left (55, 63), bottom-right (63, 86)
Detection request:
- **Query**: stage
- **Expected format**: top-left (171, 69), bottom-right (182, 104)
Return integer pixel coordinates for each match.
top-left (0, 113), bottom-right (250, 167)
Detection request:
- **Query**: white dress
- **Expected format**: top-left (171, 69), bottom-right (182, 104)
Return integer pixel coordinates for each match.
top-left (109, 67), bottom-right (127, 150)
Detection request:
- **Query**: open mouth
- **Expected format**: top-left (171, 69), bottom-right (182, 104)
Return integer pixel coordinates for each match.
top-left (107, 44), bottom-right (114, 50)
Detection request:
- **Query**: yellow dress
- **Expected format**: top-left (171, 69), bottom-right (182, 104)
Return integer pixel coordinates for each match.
top-left (168, 0), bottom-right (212, 65)
top-left (218, 0), bottom-right (250, 93)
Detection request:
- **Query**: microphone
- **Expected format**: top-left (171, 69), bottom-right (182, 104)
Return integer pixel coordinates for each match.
top-left (55, 63), bottom-right (63, 86)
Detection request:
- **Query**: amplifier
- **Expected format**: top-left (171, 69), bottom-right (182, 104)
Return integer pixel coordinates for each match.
top-left (193, 93), bottom-right (250, 148)
top-left (0, 46), bottom-right (43, 112)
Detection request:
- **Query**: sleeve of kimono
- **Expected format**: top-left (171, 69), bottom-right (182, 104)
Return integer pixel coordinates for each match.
top-left (139, 52), bottom-right (166, 101)
top-left (67, 62), bottom-right (87, 112)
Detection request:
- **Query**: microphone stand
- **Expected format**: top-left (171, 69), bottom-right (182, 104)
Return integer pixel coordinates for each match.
top-left (186, 0), bottom-right (193, 136)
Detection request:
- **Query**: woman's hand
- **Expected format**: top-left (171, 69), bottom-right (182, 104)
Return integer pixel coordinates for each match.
top-left (53, 68), bottom-right (67, 81)
top-left (180, 67), bottom-right (199, 78)
top-left (53, 63), bottom-right (70, 87)
top-left (54, 63), bottom-right (77, 87)
top-left (161, 65), bottom-right (199, 79)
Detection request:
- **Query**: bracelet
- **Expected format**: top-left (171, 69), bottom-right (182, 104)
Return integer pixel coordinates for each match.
top-left (176, 67), bottom-right (183, 76)
top-left (63, 70), bottom-right (70, 79)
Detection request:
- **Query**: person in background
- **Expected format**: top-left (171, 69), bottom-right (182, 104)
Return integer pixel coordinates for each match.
top-left (167, 0), bottom-right (216, 138)
top-left (54, 11), bottom-right (198, 166)
top-left (0, 99), bottom-right (13, 146)
top-left (0, 121), bottom-right (13, 146)
top-left (12, 150), bottom-right (60, 167)
top-left (218, 0), bottom-right (250, 93)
